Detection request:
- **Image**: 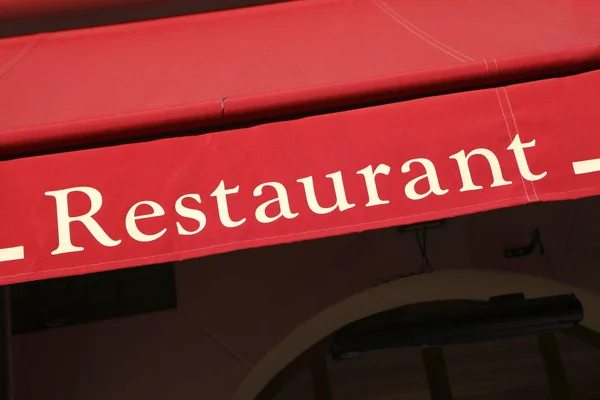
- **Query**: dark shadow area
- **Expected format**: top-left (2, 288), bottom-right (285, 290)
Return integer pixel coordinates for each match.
top-left (10, 263), bottom-right (177, 334)
top-left (0, 0), bottom-right (289, 38)
top-left (2, 198), bottom-right (600, 399)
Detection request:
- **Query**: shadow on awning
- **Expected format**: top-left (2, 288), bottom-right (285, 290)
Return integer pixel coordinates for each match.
top-left (0, 0), bottom-right (289, 38)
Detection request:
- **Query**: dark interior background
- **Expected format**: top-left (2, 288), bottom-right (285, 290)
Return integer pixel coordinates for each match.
top-left (0, 0), bottom-right (290, 38)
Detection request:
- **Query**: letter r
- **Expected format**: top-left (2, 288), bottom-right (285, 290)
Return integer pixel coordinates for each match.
top-left (45, 186), bottom-right (121, 255)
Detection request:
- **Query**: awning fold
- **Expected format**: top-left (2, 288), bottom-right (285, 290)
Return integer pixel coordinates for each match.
top-left (0, 0), bottom-right (599, 156)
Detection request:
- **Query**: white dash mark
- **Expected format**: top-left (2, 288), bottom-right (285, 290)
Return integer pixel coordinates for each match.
top-left (0, 246), bottom-right (24, 262)
top-left (573, 159), bottom-right (600, 175)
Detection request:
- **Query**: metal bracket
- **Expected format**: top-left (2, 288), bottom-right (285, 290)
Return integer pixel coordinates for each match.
top-left (504, 228), bottom-right (544, 258)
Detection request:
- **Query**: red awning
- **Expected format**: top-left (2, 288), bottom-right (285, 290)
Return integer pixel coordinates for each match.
top-left (0, 0), bottom-right (599, 284)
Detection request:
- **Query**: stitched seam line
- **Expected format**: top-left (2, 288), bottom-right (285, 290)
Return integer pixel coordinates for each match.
top-left (0, 35), bottom-right (44, 80)
top-left (495, 88), bottom-right (531, 201)
top-left (376, 0), bottom-right (474, 62)
top-left (373, 0), bottom-right (466, 63)
top-left (373, 0), bottom-right (474, 63)
top-left (502, 86), bottom-right (540, 201)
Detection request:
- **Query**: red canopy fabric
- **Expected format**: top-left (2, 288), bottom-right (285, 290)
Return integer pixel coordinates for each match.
top-left (1, 0), bottom-right (599, 155)
top-left (0, 0), bottom-right (599, 284)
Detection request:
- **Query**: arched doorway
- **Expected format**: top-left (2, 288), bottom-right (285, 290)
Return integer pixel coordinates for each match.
top-left (232, 270), bottom-right (600, 400)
